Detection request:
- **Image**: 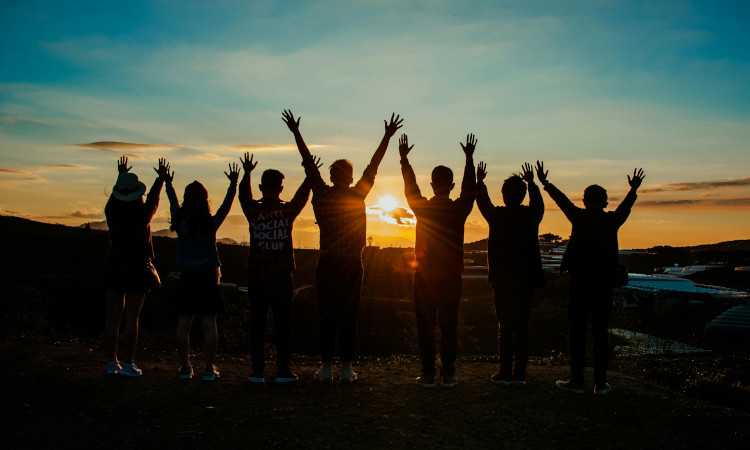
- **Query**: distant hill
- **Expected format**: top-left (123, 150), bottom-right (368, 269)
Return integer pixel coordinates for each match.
top-left (684, 240), bottom-right (750, 252)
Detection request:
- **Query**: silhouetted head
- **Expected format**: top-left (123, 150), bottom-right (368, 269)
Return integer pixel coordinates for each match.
top-left (184, 181), bottom-right (209, 204)
top-left (329, 159), bottom-right (354, 187)
top-left (260, 169), bottom-right (284, 199)
top-left (112, 172), bottom-right (146, 202)
top-left (583, 184), bottom-right (608, 210)
top-left (430, 165), bottom-right (455, 197)
top-left (171, 181), bottom-right (213, 235)
top-left (501, 175), bottom-right (527, 206)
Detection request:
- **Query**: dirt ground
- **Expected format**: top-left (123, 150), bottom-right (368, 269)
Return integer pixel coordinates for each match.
top-left (2, 341), bottom-right (749, 449)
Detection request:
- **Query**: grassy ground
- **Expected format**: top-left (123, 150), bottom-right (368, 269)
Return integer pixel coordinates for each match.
top-left (2, 340), bottom-right (749, 450)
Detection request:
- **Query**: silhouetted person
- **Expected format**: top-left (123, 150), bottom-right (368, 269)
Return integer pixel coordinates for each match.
top-left (476, 162), bottom-right (545, 386)
top-left (103, 156), bottom-right (170, 377)
top-left (239, 152), bottom-right (320, 384)
top-left (282, 109), bottom-right (402, 382)
top-left (537, 162), bottom-right (645, 395)
top-left (400, 133), bottom-right (476, 388)
top-left (166, 163), bottom-right (239, 381)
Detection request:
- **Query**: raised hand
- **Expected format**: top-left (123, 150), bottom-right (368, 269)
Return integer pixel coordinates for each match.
top-left (535, 160), bottom-right (548, 185)
top-left (153, 157), bottom-right (173, 182)
top-left (240, 152), bottom-right (258, 172)
top-left (460, 133), bottom-right (477, 157)
top-left (117, 155), bottom-right (131, 174)
top-left (398, 134), bottom-right (413, 159)
top-left (282, 109), bottom-right (300, 133)
top-left (225, 162), bottom-right (240, 182)
top-left (628, 168), bottom-right (645, 190)
top-left (477, 161), bottom-right (487, 182)
top-left (384, 113), bottom-right (404, 137)
top-left (521, 162), bottom-right (534, 183)
top-left (310, 154), bottom-right (324, 169)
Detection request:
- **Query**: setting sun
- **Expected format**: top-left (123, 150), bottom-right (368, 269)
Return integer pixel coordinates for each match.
top-left (377, 195), bottom-right (399, 213)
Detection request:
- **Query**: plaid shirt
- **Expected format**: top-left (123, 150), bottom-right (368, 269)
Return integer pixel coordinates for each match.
top-left (303, 158), bottom-right (377, 259)
top-left (239, 173), bottom-right (311, 281)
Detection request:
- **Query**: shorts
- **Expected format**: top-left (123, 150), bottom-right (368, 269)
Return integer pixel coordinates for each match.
top-left (172, 269), bottom-right (225, 315)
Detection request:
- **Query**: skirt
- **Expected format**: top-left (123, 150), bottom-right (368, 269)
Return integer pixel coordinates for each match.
top-left (103, 260), bottom-right (154, 294)
top-left (172, 269), bottom-right (225, 315)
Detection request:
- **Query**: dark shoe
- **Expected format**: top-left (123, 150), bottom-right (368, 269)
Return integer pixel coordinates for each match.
top-left (442, 376), bottom-right (458, 388)
top-left (120, 363), bottom-right (142, 377)
top-left (275, 372), bottom-right (299, 383)
top-left (179, 365), bottom-right (194, 380)
top-left (491, 371), bottom-right (513, 386)
top-left (248, 373), bottom-right (265, 383)
top-left (555, 380), bottom-right (584, 394)
top-left (202, 365), bottom-right (220, 381)
top-left (415, 375), bottom-right (436, 388)
top-left (594, 382), bottom-right (612, 395)
top-left (106, 361), bottom-right (121, 375)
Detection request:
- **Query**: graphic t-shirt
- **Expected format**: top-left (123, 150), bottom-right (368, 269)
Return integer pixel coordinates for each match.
top-left (239, 175), bottom-right (311, 280)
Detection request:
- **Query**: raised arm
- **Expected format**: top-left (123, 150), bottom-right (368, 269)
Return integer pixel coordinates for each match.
top-left (614, 168), bottom-right (645, 225)
top-left (458, 134), bottom-right (477, 212)
top-left (144, 157), bottom-right (170, 222)
top-left (537, 160), bottom-right (577, 220)
top-left (475, 161), bottom-right (494, 222)
top-left (522, 162), bottom-right (544, 222)
top-left (398, 134), bottom-right (426, 210)
top-left (238, 152), bottom-right (258, 219)
top-left (213, 163), bottom-right (239, 229)
top-left (282, 109), bottom-right (326, 191)
top-left (288, 155), bottom-right (322, 218)
top-left (353, 113), bottom-right (404, 197)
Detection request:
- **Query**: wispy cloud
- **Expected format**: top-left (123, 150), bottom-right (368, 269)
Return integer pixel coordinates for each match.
top-left (233, 144), bottom-right (326, 151)
top-left (71, 141), bottom-right (182, 152)
top-left (0, 116), bottom-right (48, 124)
top-left (641, 177), bottom-right (750, 193)
top-left (196, 153), bottom-right (229, 161)
top-left (0, 168), bottom-right (32, 175)
top-left (47, 164), bottom-right (90, 169)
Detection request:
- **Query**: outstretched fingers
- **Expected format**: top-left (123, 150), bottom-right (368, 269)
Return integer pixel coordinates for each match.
top-left (477, 161), bottom-right (487, 181)
top-left (310, 154), bottom-right (324, 169)
top-left (535, 160), bottom-right (548, 183)
top-left (385, 113), bottom-right (404, 135)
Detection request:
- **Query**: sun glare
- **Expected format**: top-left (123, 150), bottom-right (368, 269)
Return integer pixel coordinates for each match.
top-left (377, 195), bottom-right (398, 212)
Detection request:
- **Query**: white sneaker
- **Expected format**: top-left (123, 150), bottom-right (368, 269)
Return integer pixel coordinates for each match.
top-left (120, 363), bottom-right (142, 377)
top-left (314, 364), bottom-right (333, 382)
top-left (106, 361), bottom-right (121, 375)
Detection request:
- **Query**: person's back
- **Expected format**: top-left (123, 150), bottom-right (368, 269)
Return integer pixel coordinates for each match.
top-left (479, 169), bottom-right (544, 286)
top-left (412, 195), bottom-right (473, 275)
top-left (549, 183), bottom-right (635, 279)
top-left (240, 162), bottom-right (311, 281)
top-left (282, 109), bottom-right (403, 382)
top-left (538, 163), bottom-right (645, 395)
top-left (399, 133), bottom-right (476, 388)
top-left (312, 178), bottom-right (370, 259)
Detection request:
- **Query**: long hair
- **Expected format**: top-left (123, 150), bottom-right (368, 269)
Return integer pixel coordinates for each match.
top-left (170, 181), bottom-right (214, 238)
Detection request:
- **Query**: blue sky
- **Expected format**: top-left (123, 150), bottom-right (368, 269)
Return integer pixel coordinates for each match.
top-left (1, 0), bottom-right (749, 248)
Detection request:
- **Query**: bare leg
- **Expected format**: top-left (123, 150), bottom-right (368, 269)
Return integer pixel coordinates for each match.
top-left (201, 315), bottom-right (218, 370)
top-left (176, 315), bottom-right (194, 368)
top-left (104, 290), bottom-right (125, 362)
top-left (121, 292), bottom-right (146, 364)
